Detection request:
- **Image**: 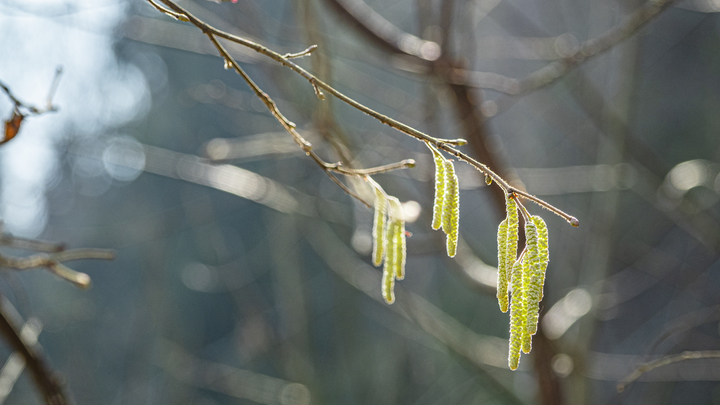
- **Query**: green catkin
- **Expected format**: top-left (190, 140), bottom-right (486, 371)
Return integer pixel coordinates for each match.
top-left (430, 146), bottom-right (446, 231)
top-left (372, 186), bottom-right (388, 266)
top-left (382, 218), bottom-right (397, 304)
top-left (521, 256), bottom-right (533, 354)
top-left (524, 219), bottom-right (542, 338)
top-left (526, 215), bottom-right (549, 337)
top-left (442, 160), bottom-right (459, 257)
top-left (533, 215), bottom-right (549, 296)
top-left (499, 195), bottom-right (519, 312)
top-left (508, 259), bottom-right (526, 370)
top-left (496, 218), bottom-right (509, 312)
top-left (505, 196), bottom-right (519, 275)
top-left (389, 197), bottom-right (406, 280)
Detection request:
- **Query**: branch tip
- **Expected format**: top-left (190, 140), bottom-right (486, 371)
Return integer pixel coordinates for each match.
top-left (283, 44), bottom-right (318, 59)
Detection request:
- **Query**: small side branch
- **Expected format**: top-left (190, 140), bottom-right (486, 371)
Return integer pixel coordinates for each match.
top-left (0, 248), bottom-right (115, 289)
top-left (283, 44), bottom-right (317, 59)
top-left (324, 159), bottom-right (415, 176)
top-left (617, 350), bottom-right (720, 392)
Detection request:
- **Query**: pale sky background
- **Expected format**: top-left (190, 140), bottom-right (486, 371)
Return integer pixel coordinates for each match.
top-left (0, 0), bottom-right (148, 237)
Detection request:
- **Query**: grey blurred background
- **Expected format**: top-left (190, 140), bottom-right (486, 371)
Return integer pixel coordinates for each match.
top-left (1, 0), bottom-right (720, 403)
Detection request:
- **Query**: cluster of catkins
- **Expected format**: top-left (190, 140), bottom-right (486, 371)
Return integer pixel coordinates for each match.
top-left (496, 193), bottom-right (549, 370)
top-left (427, 143), bottom-right (460, 257)
top-left (369, 143), bottom-right (550, 371)
top-left (369, 143), bottom-right (461, 303)
top-left (369, 179), bottom-right (406, 304)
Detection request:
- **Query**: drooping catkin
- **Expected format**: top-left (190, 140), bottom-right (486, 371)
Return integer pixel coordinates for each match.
top-left (524, 219), bottom-right (542, 337)
top-left (521, 256), bottom-right (533, 354)
top-left (496, 218), bottom-right (509, 312)
top-left (505, 195), bottom-right (519, 279)
top-left (372, 186), bottom-right (388, 266)
top-left (533, 215), bottom-right (549, 295)
top-left (497, 195), bottom-right (519, 312)
top-left (442, 160), bottom-right (459, 257)
top-left (508, 258), bottom-right (526, 370)
top-left (430, 146), bottom-right (446, 231)
top-left (382, 218), bottom-right (397, 304)
top-left (389, 197), bottom-right (406, 280)
top-left (525, 215), bottom-right (549, 338)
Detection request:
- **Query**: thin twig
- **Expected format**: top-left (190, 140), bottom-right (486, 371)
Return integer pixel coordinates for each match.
top-left (617, 350), bottom-right (720, 392)
top-left (0, 68), bottom-right (62, 115)
top-left (0, 249), bottom-right (115, 269)
top-left (0, 248), bottom-right (115, 289)
top-left (0, 235), bottom-right (65, 253)
top-left (45, 67), bottom-right (63, 111)
top-left (0, 297), bottom-right (67, 405)
top-left (324, 159), bottom-right (415, 176)
top-left (147, 0), bottom-right (188, 21)
top-left (283, 44), bottom-right (317, 59)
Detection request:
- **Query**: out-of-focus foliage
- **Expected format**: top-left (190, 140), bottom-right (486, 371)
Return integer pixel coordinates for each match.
top-left (1, 0), bottom-right (720, 404)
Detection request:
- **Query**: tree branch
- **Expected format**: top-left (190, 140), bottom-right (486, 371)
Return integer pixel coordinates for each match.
top-left (0, 248), bottom-right (115, 289)
top-left (617, 350), bottom-right (720, 392)
top-left (150, 0), bottom-right (579, 226)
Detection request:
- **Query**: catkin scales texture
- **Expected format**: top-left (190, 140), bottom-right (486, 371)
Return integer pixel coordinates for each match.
top-left (526, 215), bottom-right (548, 337)
top-left (431, 149), bottom-right (446, 231)
top-left (520, 258), bottom-right (533, 354)
top-left (389, 198), bottom-right (406, 281)
top-left (505, 197), bottom-right (519, 274)
top-left (508, 259), bottom-right (526, 370)
top-left (372, 187), bottom-right (387, 266)
top-left (496, 218), bottom-right (509, 312)
top-left (442, 160), bottom-right (459, 257)
top-left (524, 220), bottom-right (542, 336)
top-left (380, 196), bottom-right (406, 304)
top-left (533, 215), bottom-right (549, 294)
top-left (497, 195), bottom-right (519, 313)
top-left (382, 219), bottom-right (397, 304)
